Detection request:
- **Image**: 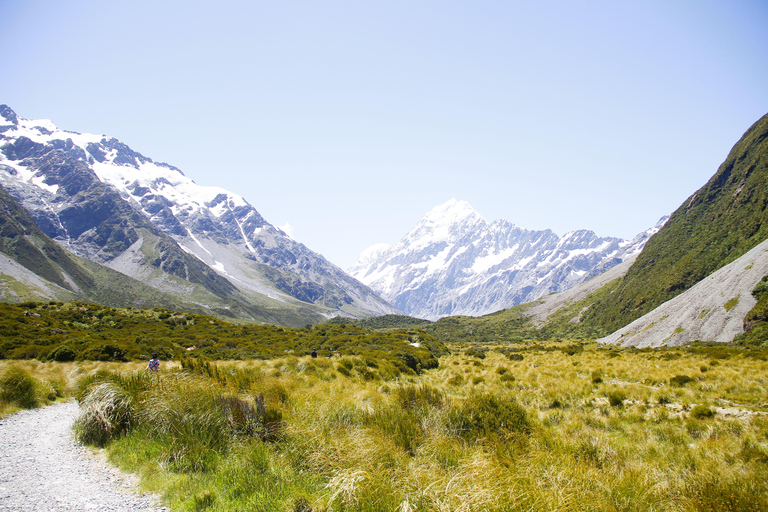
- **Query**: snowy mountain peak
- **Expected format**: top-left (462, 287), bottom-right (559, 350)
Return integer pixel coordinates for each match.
top-left (422, 198), bottom-right (483, 225)
top-left (350, 198), bottom-right (666, 320)
top-left (405, 199), bottom-right (485, 246)
top-left (0, 104), bottom-right (397, 321)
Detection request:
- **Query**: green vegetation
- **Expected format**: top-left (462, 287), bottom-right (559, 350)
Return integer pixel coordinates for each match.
top-left (724, 295), bottom-right (741, 312)
top-left (736, 274), bottom-right (768, 346)
top-left (0, 361), bottom-right (69, 415)
top-left (326, 314), bottom-right (433, 331)
top-left (576, 112), bottom-right (768, 333)
top-left (5, 342), bottom-right (763, 511)
top-left (0, 302), bottom-right (444, 377)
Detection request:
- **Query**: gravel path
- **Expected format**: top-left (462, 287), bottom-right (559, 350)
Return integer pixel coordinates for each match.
top-left (0, 401), bottom-right (167, 511)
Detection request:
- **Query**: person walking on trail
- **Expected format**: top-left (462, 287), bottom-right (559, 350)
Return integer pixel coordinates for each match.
top-left (147, 353), bottom-right (160, 373)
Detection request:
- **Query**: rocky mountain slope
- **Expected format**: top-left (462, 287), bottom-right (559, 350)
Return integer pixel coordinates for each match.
top-left (599, 237), bottom-right (768, 347)
top-left (0, 105), bottom-right (397, 325)
top-left (575, 111), bottom-right (768, 336)
top-left (349, 198), bottom-right (665, 320)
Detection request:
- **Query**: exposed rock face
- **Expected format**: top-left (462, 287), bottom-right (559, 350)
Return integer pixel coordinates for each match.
top-left (350, 199), bottom-right (666, 320)
top-left (0, 105), bottom-right (396, 323)
top-left (599, 238), bottom-right (768, 347)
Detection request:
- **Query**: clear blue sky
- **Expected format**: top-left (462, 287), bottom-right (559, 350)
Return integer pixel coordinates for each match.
top-left (2, 1), bottom-right (767, 269)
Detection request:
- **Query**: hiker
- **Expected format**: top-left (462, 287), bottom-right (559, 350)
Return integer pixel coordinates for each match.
top-left (147, 353), bottom-right (160, 373)
top-left (311, 348), bottom-right (318, 358)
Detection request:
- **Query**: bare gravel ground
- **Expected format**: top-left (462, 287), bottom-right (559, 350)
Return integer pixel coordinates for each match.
top-left (0, 401), bottom-right (167, 512)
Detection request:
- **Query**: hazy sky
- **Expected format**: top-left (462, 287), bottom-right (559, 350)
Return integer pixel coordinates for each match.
top-left (2, 1), bottom-right (767, 269)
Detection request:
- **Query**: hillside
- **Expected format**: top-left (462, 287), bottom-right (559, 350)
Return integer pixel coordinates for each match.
top-left (0, 105), bottom-right (397, 325)
top-left (577, 112), bottom-right (768, 333)
top-left (600, 237), bottom-right (768, 347)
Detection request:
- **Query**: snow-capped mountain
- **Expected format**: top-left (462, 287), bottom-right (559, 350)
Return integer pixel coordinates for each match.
top-left (349, 199), bottom-right (666, 320)
top-left (0, 104), bottom-right (397, 324)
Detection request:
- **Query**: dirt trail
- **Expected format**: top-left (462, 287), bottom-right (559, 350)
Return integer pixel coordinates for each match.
top-left (0, 401), bottom-right (166, 511)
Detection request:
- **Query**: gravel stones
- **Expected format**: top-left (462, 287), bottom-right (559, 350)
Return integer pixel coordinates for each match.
top-left (0, 401), bottom-right (166, 511)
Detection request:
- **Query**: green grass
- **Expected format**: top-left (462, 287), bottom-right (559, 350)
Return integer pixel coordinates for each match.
top-left (27, 341), bottom-right (761, 511)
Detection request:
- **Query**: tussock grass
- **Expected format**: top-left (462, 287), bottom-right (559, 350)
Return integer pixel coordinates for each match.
top-left (0, 360), bottom-right (78, 415)
top-left (12, 342), bottom-right (768, 511)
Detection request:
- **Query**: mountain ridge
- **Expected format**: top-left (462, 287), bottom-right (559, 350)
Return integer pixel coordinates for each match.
top-left (0, 104), bottom-right (398, 325)
top-left (350, 198), bottom-right (665, 320)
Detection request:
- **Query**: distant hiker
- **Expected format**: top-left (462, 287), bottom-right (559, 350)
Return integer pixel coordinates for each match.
top-left (147, 353), bottom-right (160, 373)
top-left (311, 348), bottom-right (318, 358)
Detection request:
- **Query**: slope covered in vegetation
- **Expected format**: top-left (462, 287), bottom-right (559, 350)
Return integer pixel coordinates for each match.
top-left (0, 301), bottom-right (445, 375)
top-left (578, 112), bottom-right (768, 334)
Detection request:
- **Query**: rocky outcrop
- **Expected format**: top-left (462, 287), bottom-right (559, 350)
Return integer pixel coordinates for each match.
top-left (599, 238), bottom-right (768, 347)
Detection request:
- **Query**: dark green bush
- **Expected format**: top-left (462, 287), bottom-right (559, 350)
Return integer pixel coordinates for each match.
top-left (50, 344), bottom-right (77, 362)
top-left (508, 353), bottom-right (524, 362)
top-left (670, 375), bottom-right (694, 387)
top-left (689, 404), bottom-right (715, 419)
top-left (591, 371), bottom-right (603, 384)
top-left (607, 390), bottom-right (626, 408)
top-left (465, 348), bottom-right (486, 359)
top-left (449, 392), bottom-right (530, 442)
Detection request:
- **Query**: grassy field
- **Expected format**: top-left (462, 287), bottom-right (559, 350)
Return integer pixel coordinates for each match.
top-left (2, 343), bottom-right (768, 511)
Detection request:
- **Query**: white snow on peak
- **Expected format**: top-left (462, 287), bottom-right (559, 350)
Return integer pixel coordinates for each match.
top-left (355, 243), bottom-right (391, 265)
top-left (404, 199), bottom-right (485, 248)
top-left (421, 198), bottom-right (484, 228)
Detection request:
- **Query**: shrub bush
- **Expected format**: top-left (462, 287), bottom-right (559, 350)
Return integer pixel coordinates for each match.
top-left (465, 348), bottom-right (486, 359)
top-left (394, 383), bottom-right (444, 411)
top-left (449, 392), bottom-right (530, 442)
top-left (670, 375), bottom-right (694, 387)
top-left (689, 404), bottom-right (715, 419)
top-left (50, 344), bottom-right (77, 362)
top-left (591, 371), bottom-right (603, 384)
top-left (447, 374), bottom-right (464, 386)
top-left (607, 390), bottom-right (626, 408)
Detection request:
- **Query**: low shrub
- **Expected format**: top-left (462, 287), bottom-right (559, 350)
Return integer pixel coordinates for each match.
top-left (446, 374), bottom-right (464, 386)
top-left (591, 371), bottom-right (603, 384)
top-left (49, 344), bottom-right (77, 362)
top-left (449, 392), bottom-right (530, 442)
top-left (689, 404), bottom-right (715, 420)
top-left (670, 375), bottom-right (694, 387)
top-left (465, 348), bottom-right (486, 359)
top-left (607, 390), bottom-right (626, 408)
top-left (508, 353), bottom-right (524, 362)
top-left (394, 383), bottom-right (444, 410)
